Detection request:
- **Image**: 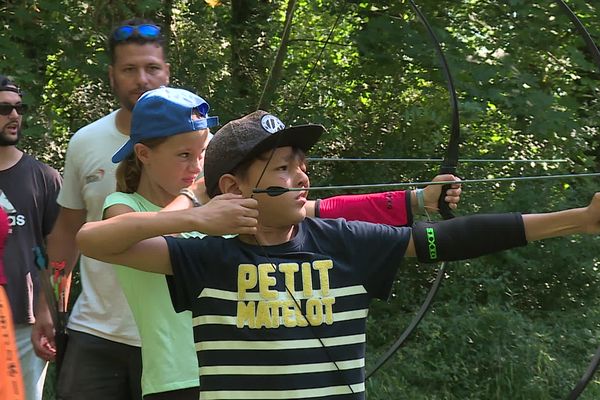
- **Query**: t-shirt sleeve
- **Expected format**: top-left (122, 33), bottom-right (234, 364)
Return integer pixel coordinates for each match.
top-left (336, 220), bottom-right (411, 300)
top-left (164, 236), bottom-right (207, 313)
top-left (57, 133), bottom-right (85, 210)
top-left (41, 166), bottom-right (62, 237)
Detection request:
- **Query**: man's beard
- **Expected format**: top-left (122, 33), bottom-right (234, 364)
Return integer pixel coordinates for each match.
top-left (0, 124), bottom-right (20, 146)
top-left (113, 81), bottom-right (147, 112)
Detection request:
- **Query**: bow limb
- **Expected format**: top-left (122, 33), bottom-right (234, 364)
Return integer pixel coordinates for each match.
top-left (553, 2), bottom-right (600, 399)
top-left (257, 0), bottom-right (298, 110)
top-left (407, 0), bottom-right (461, 220)
top-left (555, 0), bottom-right (600, 68)
top-left (366, 0), bottom-right (460, 380)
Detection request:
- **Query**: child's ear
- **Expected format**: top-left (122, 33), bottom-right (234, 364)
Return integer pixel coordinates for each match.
top-left (218, 174), bottom-right (243, 195)
top-left (134, 143), bottom-right (151, 165)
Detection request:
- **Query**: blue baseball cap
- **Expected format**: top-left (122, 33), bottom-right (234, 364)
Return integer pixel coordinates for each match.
top-left (112, 87), bottom-right (219, 163)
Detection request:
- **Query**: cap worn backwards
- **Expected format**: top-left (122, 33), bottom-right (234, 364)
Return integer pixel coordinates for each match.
top-left (0, 75), bottom-right (22, 96)
top-left (111, 86), bottom-right (219, 163)
top-left (204, 110), bottom-right (325, 198)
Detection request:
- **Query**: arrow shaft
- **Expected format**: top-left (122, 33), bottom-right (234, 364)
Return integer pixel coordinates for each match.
top-left (253, 172), bottom-right (600, 194)
top-left (308, 157), bottom-right (568, 163)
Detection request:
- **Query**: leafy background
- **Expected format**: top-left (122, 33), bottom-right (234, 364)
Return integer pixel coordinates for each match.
top-left (1, 0), bottom-right (599, 398)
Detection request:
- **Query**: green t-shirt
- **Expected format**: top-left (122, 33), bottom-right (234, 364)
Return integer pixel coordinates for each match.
top-left (104, 192), bottom-right (201, 395)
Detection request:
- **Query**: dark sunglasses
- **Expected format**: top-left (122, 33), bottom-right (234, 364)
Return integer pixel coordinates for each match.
top-left (0, 103), bottom-right (27, 116)
top-left (113, 24), bottom-right (161, 41)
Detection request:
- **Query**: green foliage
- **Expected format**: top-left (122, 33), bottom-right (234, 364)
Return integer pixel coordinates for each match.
top-left (1, 0), bottom-right (599, 398)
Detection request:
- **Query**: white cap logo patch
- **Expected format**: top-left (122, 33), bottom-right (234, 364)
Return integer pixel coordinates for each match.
top-left (261, 114), bottom-right (286, 134)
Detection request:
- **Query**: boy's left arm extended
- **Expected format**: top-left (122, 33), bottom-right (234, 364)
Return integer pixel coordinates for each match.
top-left (406, 193), bottom-right (600, 262)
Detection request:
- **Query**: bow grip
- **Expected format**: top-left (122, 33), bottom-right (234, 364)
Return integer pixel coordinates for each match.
top-left (437, 165), bottom-right (456, 220)
top-left (437, 184), bottom-right (455, 220)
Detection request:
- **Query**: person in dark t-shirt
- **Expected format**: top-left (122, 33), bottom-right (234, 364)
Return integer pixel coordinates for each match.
top-left (0, 75), bottom-right (61, 400)
top-left (76, 110), bottom-right (600, 400)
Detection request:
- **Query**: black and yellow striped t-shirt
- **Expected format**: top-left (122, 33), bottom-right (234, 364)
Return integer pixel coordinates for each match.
top-left (166, 217), bottom-right (410, 400)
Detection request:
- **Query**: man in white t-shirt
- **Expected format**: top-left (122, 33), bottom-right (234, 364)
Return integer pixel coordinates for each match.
top-left (31, 18), bottom-right (170, 400)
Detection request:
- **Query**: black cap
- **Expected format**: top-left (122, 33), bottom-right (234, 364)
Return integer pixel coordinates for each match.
top-left (204, 110), bottom-right (324, 198)
top-left (0, 75), bottom-right (22, 96)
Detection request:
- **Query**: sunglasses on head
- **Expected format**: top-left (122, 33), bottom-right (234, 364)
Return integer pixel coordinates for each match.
top-left (0, 103), bottom-right (27, 116)
top-left (113, 24), bottom-right (161, 41)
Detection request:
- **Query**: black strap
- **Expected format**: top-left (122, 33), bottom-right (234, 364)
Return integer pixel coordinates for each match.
top-left (0, 86), bottom-right (22, 95)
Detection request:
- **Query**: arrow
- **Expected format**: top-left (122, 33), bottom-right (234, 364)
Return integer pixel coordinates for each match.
top-left (253, 172), bottom-right (600, 196)
top-left (308, 157), bottom-right (568, 163)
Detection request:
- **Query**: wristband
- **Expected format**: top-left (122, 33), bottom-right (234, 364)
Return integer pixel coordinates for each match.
top-left (413, 213), bottom-right (527, 263)
top-left (415, 189), bottom-right (425, 214)
top-left (179, 188), bottom-right (202, 207)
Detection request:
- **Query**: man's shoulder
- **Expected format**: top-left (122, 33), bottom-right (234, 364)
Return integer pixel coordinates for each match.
top-left (21, 153), bottom-right (60, 178)
top-left (70, 110), bottom-right (119, 144)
